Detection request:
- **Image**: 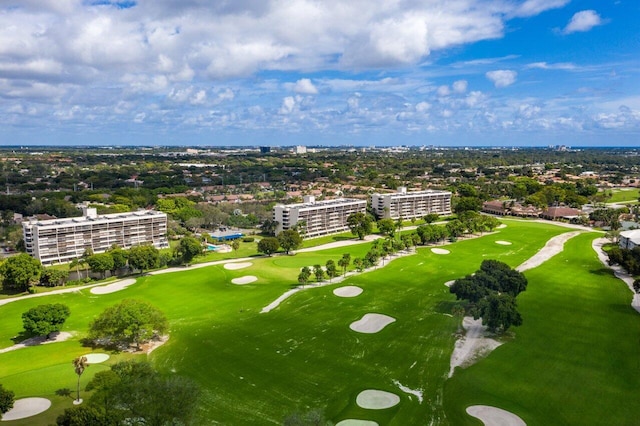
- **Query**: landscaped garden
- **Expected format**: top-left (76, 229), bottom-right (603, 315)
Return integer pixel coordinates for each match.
top-left (0, 220), bottom-right (638, 425)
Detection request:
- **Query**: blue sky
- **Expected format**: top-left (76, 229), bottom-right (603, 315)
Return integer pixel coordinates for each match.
top-left (0, 0), bottom-right (638, 147)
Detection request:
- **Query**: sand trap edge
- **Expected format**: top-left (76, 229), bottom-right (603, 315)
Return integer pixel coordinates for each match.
top-left (1, 398), bottom-right (51, 421)
top-left (466, 405), bottom-right (526, 426)
top-left (231, 275), bottom-right (258, 285)
top-left (356, 389), bottom-right (400, 410)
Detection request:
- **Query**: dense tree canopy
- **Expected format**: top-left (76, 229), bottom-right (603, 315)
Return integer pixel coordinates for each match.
top-left (175, 236), bottom-right (203, 264)
top-left (88, 299), bottom-right (168, 350)
top-left (87, 253), bottom-right (115, 279)
top-left (450, 260), bottom-right (527, 332)
top-left (277, 229), bottom-right (303, 254)
top-left (0, 384), bottom-right (14, 416)
top-left (22, 303), bottom-right (71, 339)
top-left (347, 212), bottom-right (373, 240)
top-left (127, 245), bottom-right (160, 273)
top-left (58, 360), bottom-right (199, 426)
top-left (0, 253), bottom-right (43, 291)
top-left (257, 237), bottom-right (280, 256)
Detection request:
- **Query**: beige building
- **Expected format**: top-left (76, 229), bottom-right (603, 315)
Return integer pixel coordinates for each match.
top-left (273, 196), bottom-right (367, 238)
top-left (371, 187), bottom-right (452, 219)
top-left (23, 207), bottom-right (169, 265)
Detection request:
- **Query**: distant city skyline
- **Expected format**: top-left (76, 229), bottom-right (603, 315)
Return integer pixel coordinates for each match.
top-left (0, 1), bottom-right (638, 147)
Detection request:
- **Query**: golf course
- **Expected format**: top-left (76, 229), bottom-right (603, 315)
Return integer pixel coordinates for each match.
top-left (0, 219), bottom-right (639, 425)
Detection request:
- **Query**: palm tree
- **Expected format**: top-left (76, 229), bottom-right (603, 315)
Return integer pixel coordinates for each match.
top-left (72, 356), bottom-right (89, 403)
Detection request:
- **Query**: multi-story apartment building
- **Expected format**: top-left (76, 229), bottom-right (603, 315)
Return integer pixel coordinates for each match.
top-left (273, 196), bottom-right (367, 238)
top-left (23, 207), bottom-right (169, 265)
top-left (371, 187), bottom-right (452, 219)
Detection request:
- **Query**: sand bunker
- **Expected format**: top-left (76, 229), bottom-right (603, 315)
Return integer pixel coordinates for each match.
top-left (90, 278), bottom-right (136, 295)
top-left (466, 405), bottom-right (526, 426)
top-left (516, 231), bottom-right (580, 272)
top-left (336, 420), bottom-right (378, 426)
top-left (0, 332), bottom-right (72, 355)
top-left (495, 240), bottom-right (512, 245)
top-left (1, 398), bottom-right (51, 421)
top-left (497, 224), bottom-right (507, 229)
top-left (223, 262), bottom-right (252, 270)
top-left (82, 353), bottom-right (110, 363)
top-left (333, 286), bottom-right (363, 297)
top-left (231, 275), bottom-right (257, 285)
top-left (431, 248), bottom-right (450, 255)
top-left (444, 280), bottom-right (455, 287)
top-left (449, 317), bottom-right (502, 377)
top-left (350, 313), bottom-right (395, 334)
top-left (356, 389), bottom-right (400, 409)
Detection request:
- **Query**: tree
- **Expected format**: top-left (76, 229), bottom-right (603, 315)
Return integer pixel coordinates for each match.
top-left (260, 219), bottom-right (279, 236)
top-left (0, 384), bottom-right (14, 417)
top-left (337, 253), bottom-right (351, 276)
top-left (175, 236), bottom-right (203, 265)
top-left (0, 253), bottom-right (43, 291)
top-left (69, 258), bottom-right (88, 281)
top-left (56, 405), bottom-right (113, 426)
top-left (423, 213), bottom-right (440, 224)
top-left (88, 299), bottom-right (168, 350)
top-left (377, 218), bottom-right (396, 238)
top-left (22, 303), bottom-right (70, 339)
top-left (277, 229), bottom-right (303, 255)
top-left (450, 260), bottom-right (527, 333)
top-left (633, 279), bottom-right (640, 294)
top-left (454, 196), bottom-right (483, 214)
top-left (257, 237), bottom-right (280, 256)
top-left (128, 244), bottom-right (159, 273)
top-left (72, 356), bottom-right (89, 404)
top-left (313, 265), bottom-right (325, 282)
top-left (108, 246), bottom-right (128, 274)
top-left (353, 257), bottom-right (364, 272)
top-left (298, 266), bottom-right (311, 286)
top-left (325, 260), bottom-right (338, 282)
top-left (40, 268), bottom-right (69, 287)
top-left (75, 360), bottom-right (199, 426)
top-left (231, 239), bottom-right (240, 254)
top-left (347, 212), bottom-right (373, 240)
top-left (87, 253), bottom-right (115, 279)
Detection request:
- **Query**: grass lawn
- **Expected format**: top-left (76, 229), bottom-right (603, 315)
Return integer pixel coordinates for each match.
top-left (1, 220), bottom-right (637, 424)
top-left (606, 188), bottom-right (639, 203)
top-left (443, 232), bottom-right (640, 425)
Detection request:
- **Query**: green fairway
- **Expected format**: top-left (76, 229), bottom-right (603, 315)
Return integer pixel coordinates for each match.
top-left (0, 220), bottom-right (637, 424)
top-left (443, 232), bottom-right (640, 425)
top-left (606, 188), bottom-right (639, 203)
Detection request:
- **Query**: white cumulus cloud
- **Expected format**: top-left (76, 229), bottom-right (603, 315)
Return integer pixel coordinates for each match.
top-left (564, 10), bottom-right (604, 34)
top-left (293, 78), bottom-right (318, 95)
top-left (486, 70), bottom-right (517, 88)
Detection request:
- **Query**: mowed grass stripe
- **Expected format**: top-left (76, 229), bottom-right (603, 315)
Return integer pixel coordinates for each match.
top-left (443, 232), bottom-right (640, 425)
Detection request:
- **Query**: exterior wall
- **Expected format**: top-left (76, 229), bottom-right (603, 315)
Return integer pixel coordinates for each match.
top-left (273, 198), bottom-right (367, 238)
top-left (371, 190), bottom-right (452, 219)
top-left (23, 210), bottom-right (169, 265)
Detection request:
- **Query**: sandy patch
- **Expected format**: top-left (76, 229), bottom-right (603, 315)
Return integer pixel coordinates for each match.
top-left (355, 389), bottom-right (400, 409)
top-left (444, 280), bottom-right (455, 287)
top-left (333, 286), bottom-right (363, 297)
top-left (350, 313), bottom-right (396, 334)
top-left (1, 397), bottom-right (51, 421)
top-left (497, 224), bottom-right (507, 229)
top-left (449, 317), bottom-right (503, 377)
top-left (0, 331), bottom-right (73, 355)
top-left (82, 353), bottom-right (110, 363)
top-left (231, 275), bottom-right (257, 285)
top-left (392, 380), bottom-right (423, 403)
top-left (431, 248), bottom-right (450, 255)
top-left (516, 231), bottom-right (580, 272)
top-left (466, 405), bottom-right (526, 426)
top-left (223, 262), bottom-right (252, 270)
top-left (495, 240), bottom-right (512, 245)
top-left (336, 420), bottom-right (378, 426)
top-left (90, 278), bottom-right (136, 295)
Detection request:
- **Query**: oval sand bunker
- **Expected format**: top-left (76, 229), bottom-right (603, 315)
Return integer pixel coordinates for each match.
top-left (333, 286), bottom-right (363, 297)
top-left (431, 248), bottom-right (450, 255)
top-left (1, 398), bottom-right (51, 421)
top-left (495, 240), bottom-right (512, 246)
top-left (350, 313), bottom-right (395, 334)
top-left (223, 262), bottom-right (252, 270)
top-left (466, 405), bottom-right (526, 426)
top-left (444, 280), bottom-right (455, 287)
top-left (82, 353), bottom-right (110, 363)
top-left (356, 389), bottom-right (400, 410)
top-left (336, 420), bottom-right (378, 426)
top-left (232, 276), bottom-right (257, 285)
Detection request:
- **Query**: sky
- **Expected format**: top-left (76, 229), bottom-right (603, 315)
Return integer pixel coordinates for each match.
top-left (0, 0), bottom-right (638, 147)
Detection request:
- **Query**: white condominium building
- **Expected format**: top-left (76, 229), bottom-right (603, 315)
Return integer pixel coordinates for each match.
top-left (23, 207), bottom-right (169, 265)
top-left (371, 187), bottom-right (452, 219)
top-left (273, 196), bottom-right (367, 238)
